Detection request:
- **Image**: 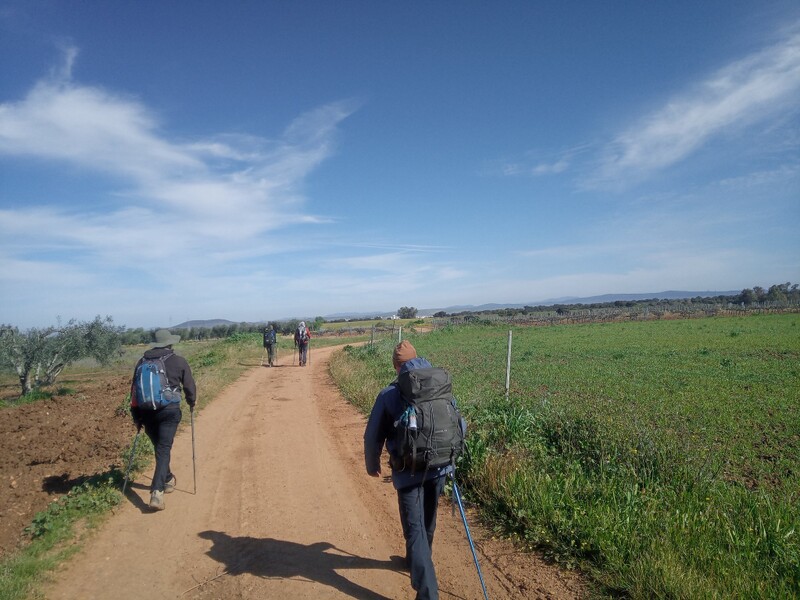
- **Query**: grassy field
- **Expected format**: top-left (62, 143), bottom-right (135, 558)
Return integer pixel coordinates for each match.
top-left (329, 314), bottom-right (800, 598)
top-left (316, 317), bottom-right (420, 332)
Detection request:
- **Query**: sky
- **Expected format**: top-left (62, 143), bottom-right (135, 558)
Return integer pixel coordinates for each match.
top-left (1, 1), bottom-right (799, 330)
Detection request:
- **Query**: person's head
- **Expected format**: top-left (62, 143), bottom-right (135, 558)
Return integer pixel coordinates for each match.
top-left (151, 328), bottom-right (180, 348)
top-left (299, 321), bottom-right (306, 328)
top-left (392, 340), bottom-right (417, 373)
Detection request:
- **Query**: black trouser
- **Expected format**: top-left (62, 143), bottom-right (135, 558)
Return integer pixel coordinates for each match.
top-left (397, 474), bottom-right (447, 600)
top-left (140, 404), bottom-right (182, 492)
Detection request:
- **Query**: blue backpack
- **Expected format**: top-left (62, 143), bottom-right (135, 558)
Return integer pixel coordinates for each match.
top-left (133, 353), bottom-right (181, 410)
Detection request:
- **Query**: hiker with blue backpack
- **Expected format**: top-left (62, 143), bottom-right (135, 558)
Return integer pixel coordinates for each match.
top-left (130, 329), bottom-right (196, 511)
top-left (364, 340), bottom-right (466, 600)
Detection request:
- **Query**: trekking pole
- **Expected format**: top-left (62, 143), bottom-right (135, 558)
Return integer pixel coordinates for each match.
top-left (293, 346), bottom-right (296, 366)
top-left (452, 477), bottom-right (490, 600)
top-left (191, 406), bottom-right (197, 494)
top-left (260, 347), bottom-right (266, 366)
top-left (122, 429), bottom-right (141, 496)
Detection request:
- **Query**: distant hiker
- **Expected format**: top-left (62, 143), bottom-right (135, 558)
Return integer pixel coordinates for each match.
top-left (130, 329), bottom-right (197, 511)
top-left (294, 321), bottom-right (311, 366)
top-left (263, 324), bottom-right (277, 367)
top-left (364, 340), bottom-right (466, 600)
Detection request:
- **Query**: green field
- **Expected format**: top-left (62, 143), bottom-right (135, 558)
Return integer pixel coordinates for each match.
top-left (329, 313), bottom-right (800, 598)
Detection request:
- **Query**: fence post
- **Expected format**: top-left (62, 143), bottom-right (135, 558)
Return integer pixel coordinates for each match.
top-left (371, 325), bottom-right (375, 347)
top-left (505, 329), bottom-right (512, 400)
top-left (398, 326), bottom-right (403, 343)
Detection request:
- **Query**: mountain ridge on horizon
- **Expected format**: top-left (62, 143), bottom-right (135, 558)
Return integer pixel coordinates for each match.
top-left (169, 289), bottom-right (740, 329)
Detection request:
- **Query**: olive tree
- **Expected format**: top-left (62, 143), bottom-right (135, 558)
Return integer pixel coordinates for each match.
top-left (0, 316), bottom-right (122, 397)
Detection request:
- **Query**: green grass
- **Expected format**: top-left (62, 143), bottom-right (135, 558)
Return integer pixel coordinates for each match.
top-left (317, 317), bottom-right (420, 331)
top-left (330, 314), bottom-right (800, 598)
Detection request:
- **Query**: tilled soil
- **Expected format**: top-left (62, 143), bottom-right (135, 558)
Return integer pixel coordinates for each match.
top-left (0, 372), bottom-right (133, 558)
top-left (4, 347), bottom-right (585, 599)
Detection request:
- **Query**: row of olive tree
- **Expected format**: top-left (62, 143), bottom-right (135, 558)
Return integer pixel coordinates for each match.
top-left (0, 316), bottom-right (123, 396)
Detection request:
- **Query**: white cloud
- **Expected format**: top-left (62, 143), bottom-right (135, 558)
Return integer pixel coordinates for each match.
top-left (532, 158), bottom-right (569, 175)
top-left (0, 48), bottom-right (358, 295)
top-left (589, 26), bottom-right (800, 188)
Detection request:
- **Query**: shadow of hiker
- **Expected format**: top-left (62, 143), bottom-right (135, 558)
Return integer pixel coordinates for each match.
top-left (122, 481), bottom-right (152, 513)
top-left (42, 473), bottom-right (89, 494)
top-left (198, 530), bottom-right (401, 599)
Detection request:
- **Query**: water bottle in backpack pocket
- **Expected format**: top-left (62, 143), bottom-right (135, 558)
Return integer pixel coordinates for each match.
top-left (132, 354), bottom-right (181, 410)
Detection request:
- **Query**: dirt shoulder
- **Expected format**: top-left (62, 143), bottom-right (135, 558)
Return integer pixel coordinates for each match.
top-left (24, 345), bottom-right (584, 599)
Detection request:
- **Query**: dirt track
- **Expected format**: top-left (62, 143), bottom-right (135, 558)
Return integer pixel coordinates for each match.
top-left (41, 345), bottom-right (584, 599)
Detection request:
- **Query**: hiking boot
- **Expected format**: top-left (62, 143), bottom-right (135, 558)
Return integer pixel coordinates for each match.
top-left (164, 475), bottom-right (176, 494)
top-left (149, 490), bottom-right (165, 511)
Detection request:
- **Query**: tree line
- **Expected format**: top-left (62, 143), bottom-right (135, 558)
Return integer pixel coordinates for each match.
top-left (433, 282), bottom-right (799, 319)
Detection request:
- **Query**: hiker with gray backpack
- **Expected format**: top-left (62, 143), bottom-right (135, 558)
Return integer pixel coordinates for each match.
top-left (129, 329), bottom-right (197, 511)
top-left (294, 321), bottom-right (311, 366)
top-left (364, 340), bottom-right (466, 600)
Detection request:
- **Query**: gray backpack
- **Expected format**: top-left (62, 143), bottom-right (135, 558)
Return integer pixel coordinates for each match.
top-left (392, 367), bottom-right (465, 474)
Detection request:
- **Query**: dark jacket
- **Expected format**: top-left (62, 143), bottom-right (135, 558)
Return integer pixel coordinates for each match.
top-left (130, 346), bottom-right (197, 423)
top-left (364, 357), bottom-right (454, 490)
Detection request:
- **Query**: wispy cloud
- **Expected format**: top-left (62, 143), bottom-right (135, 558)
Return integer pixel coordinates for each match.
top-left (588, 25), bottom-right (800, 188)
top-left (0, 47), bottom-right (357, 280)
top-left (490, 143), bottom-right (592, 178)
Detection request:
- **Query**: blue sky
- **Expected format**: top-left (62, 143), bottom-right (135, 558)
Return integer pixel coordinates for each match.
top-left (1, 1), bottom-right (799, 329)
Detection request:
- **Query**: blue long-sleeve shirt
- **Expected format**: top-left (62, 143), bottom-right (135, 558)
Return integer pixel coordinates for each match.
top-left (363, 357), bottom-right (454, 490)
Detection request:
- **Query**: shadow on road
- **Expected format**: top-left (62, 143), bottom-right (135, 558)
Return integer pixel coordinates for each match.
top-left (198, 530), bottom-right (401, 599)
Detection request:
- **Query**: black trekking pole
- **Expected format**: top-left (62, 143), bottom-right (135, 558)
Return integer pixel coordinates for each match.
top-left (122, 428), bottom-right (141, 496)
top-left (293, 345), bottom-right (296, 366)
top-left (191, 406), bottom-right (197, 494)
top-left (452, 477), bottom-right (490, 600)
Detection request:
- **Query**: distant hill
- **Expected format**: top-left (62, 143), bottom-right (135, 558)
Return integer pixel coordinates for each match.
top-left (171, 319), bottom-right (237, 329)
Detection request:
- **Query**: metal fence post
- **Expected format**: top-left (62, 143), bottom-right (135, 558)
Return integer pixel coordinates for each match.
top-left (505, 329), bottom-right (512, 401)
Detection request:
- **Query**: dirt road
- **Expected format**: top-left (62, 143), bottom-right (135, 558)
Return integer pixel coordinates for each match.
top-left (42, 345), bottom-right (584, 599)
